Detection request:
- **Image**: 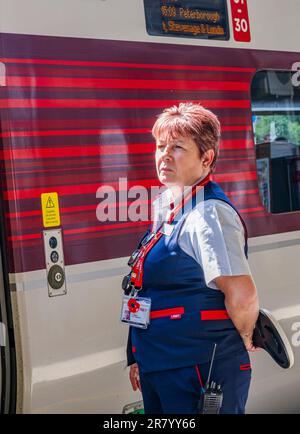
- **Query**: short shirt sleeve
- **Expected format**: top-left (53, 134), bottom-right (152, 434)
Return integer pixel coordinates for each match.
top-left (178, 199), bottom-right (252, 290)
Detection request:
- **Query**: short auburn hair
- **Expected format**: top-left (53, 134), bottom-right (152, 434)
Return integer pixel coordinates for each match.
top-left (152, 102), bottom-right (221, 172)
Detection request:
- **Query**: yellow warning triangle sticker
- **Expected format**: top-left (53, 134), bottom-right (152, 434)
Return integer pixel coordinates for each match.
top-left (41, 192), bottom-right (60, 228)
top-left (46, 196), bottom-right (55, 208)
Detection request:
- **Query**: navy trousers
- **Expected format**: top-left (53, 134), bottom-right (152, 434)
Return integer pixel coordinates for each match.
top-left (139, 350), bottom-right (251, 414)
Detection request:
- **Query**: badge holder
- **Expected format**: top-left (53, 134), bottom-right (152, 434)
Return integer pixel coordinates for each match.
top-left (121, 288), bottom-right (151, 329)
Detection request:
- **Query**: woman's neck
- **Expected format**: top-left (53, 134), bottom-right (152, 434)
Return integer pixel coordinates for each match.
top-left (168, 171), bottom-right (210, 201)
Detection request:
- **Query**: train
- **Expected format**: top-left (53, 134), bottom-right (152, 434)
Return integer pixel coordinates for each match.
top-left (0, 0), bottom-right (300, 413)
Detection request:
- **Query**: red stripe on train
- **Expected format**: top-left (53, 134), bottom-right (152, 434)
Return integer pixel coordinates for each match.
top-left (0, 99), bottom-right (251, 109)
top-left (0, 116), bottom-right (251, 130)
top-left (0, 128), bottom-right (151, 138)
top-left (3, 171), bottom-right (257, 200)
top-left (8, 204), bottom-right (264, 242)
top-left (8, 220), bottom-right (149, 241)
top-left (6, 189), bottom-right (259, 219)
top-left (5, 76), bottom-right (250, 92)
top-left (0, 144), bottom-right (156, 159)
top-left (0, 140), bottom-right (253, 160)
top-left (0, 57), bottom-right (256, 72)
top-left (0, 125), bottom-right (251, 138)
top-left (3, 178), bottom-right (160, 200)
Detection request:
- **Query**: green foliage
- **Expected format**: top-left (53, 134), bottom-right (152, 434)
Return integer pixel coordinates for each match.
top-left (253, 115), bottom-right (300, 145)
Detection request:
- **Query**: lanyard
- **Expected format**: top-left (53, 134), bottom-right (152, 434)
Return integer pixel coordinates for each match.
top-left (130, 174), bottom-right (211, 290)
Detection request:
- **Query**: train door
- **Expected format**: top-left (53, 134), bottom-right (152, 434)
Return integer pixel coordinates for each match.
top-left (0, 173), bottom-right (16, 414)
top-left (0, 254), bottom-right (6, 411)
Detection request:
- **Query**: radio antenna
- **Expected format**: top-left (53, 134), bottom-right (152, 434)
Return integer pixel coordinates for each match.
top-left (206, 343), bottom-right (217, 387)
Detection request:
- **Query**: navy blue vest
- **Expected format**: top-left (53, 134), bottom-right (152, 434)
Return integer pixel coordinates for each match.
top-left (127, 181), bottom-right (248, 373)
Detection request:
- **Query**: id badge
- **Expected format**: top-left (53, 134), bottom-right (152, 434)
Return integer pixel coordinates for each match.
top-left (121, 295), bottom-right (151, 329)
top-left (161, 223), bottom-right (174, 236)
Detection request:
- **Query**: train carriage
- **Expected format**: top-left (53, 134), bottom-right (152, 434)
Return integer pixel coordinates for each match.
top-left (0, 0), bottom-right (300, 413)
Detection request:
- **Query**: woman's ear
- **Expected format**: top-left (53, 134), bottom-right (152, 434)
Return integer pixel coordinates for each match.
top-left (202, 149), bottom-right (215, 169)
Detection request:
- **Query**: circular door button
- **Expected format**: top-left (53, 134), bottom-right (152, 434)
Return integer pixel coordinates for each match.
top-left (47, 265), bottom-right (65, 289)
top-left (55, 272), bottom-right (62, 282)
top-left (50, 251), bottom-right (59, 263)
top-left (49, 237), bottom-right (58, 249)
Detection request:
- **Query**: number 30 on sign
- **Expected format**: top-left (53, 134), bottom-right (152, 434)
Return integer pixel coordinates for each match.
top-left (230, 0), bottom-right (251, 42)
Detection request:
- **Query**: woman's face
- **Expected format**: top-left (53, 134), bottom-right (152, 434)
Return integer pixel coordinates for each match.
top-left (155, 135), bottom-right (213, 188)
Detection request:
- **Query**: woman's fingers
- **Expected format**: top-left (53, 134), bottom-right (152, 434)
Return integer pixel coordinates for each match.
top-left (129, 366), bottom-right (137, 390)
top-left (136, 372), bottom-right (141, 391)
top-left (243, 337), bottom-right (261, 352)
top-left (129, 363), bottom-right (141, 391)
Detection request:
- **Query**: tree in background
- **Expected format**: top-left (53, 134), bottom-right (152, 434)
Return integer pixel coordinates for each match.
top-left (253, 115), bottom-right (300, 145)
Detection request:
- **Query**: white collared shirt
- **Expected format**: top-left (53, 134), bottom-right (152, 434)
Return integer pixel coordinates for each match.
top-left (152, 186), bottom-right (252, 290)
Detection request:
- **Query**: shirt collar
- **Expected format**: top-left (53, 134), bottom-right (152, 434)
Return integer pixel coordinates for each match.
top-left (153, 174), bottom-right (208, 211)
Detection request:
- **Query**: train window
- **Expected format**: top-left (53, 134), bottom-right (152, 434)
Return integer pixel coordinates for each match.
top-left (143, 0), bottom-right (229, 40)
top-left (251, 70), bottom-right (300, 214)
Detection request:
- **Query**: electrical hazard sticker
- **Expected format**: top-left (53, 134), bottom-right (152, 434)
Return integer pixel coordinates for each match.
top-left (41, 192), bottom-right (61, 228)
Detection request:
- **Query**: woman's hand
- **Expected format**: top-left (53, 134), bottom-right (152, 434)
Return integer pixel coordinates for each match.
top-left (129, 363), bottom-right (141, 391)
top-left (214, 275), bottom-right (260, 353)
top-left (241, 335), bottom-right (261, 352)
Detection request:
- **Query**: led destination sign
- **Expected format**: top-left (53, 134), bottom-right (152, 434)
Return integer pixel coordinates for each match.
top-left (144, 0), bottom-right (229, 40)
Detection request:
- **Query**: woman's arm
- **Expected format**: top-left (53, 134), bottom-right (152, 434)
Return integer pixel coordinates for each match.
top-left (214, 274), bottom-right (260, 352)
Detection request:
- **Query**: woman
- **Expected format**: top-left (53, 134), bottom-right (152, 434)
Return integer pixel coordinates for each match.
top-left (123, 102), bottom-right (260, 414)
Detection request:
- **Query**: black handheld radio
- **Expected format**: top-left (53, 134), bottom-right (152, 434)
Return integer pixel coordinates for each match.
top-left (199, 343), bottom-right (223, 414)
